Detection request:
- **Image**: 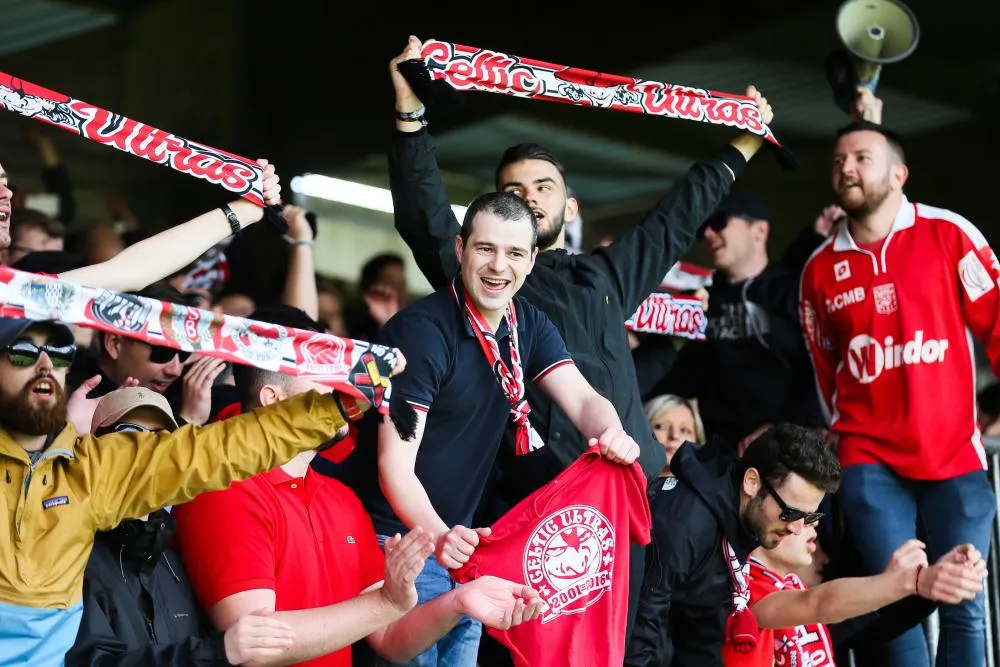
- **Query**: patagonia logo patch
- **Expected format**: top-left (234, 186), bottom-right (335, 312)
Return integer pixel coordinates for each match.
top-left (42, 496), bottom-right (69, 510)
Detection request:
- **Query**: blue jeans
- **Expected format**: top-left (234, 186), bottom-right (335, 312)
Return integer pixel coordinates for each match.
top-left (374, 534), bottom-right (482, 667)
top-left (840, 465), bottom-right (995, 667)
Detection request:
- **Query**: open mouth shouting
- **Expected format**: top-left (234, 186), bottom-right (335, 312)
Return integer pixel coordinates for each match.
top-left (31, 376), bottom-right (57, 401)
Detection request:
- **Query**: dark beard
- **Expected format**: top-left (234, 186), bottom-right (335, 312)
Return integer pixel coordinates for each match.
top-left (0, 375), bottom-right (68, 436)
top-left (740, 493), bottom-right (768, 544)
top-left (536, 211), bottom-right (566, 251)
top-left (837, 177), bottom-right (892, 218)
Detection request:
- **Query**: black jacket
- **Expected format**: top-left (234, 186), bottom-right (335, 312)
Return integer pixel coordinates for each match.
top-left (387, 128), bottom-right (746, 504)
top-left (66, 509), bottom-right (229, 666)
top-left (625, 439), bottom-right (758, 667)
top-left (648, 227), bottom-right (827, 446)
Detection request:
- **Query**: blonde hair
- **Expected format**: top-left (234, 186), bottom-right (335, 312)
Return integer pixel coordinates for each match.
top-left (644, 394), bottom-right (706, 445)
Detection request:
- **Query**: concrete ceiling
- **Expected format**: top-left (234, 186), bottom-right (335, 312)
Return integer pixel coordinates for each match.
top-left (0, 0), bottom-right (117, 57)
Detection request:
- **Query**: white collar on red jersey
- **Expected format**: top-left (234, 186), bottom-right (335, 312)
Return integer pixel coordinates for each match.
top-left (832, 194), bottom-right (914, 252)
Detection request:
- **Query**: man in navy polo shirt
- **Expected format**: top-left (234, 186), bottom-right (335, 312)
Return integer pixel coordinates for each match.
top-left (342, 191), bottom-right (641, 667)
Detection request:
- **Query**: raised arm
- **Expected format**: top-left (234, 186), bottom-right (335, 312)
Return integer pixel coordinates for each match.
top-left (278, 205), bottom-right (319, 319)
top-left (593, 90), bottom-right (771, 315)
top-left (87, 390), bottom-right (350, 529)
top-left (61, 160), bottom-right (280, 292)
top-left (388, 36), bottom-right (461, 289)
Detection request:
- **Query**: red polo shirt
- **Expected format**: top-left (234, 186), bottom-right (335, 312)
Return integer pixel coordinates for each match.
top-left (173, 463), bottom-right (384, 667)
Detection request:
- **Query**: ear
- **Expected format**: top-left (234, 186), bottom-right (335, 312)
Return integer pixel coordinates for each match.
top-left (258, 384), bottom-right (285, 407)
top-left (563, 194), bottom-right (579, 222)
top-left (454, 234), bottom-right (464, 265)
top-left (742, 467), bottom-right (762, 498)
top-left (527, 247), bottom-right (539, 274)
top-left (892, 163), bottom-right (909, 190)
top-left (753, 220), bottom-right (770, 245)
top-left (103, 333), bottom-right (124, 361)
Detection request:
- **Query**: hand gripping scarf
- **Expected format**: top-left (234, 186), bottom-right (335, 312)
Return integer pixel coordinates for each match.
top-left (399, 40), bottom-right (797, 170)
top-left (0, 267), bottom-right (416, 437)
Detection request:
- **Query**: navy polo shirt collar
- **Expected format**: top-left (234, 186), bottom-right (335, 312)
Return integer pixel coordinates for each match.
top-left (452, 276), bottom-right (513, 341)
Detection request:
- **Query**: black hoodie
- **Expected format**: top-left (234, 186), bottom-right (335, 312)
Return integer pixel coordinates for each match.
top-left (625, 439), bottom-right (758, 667)
top-left (646, 228), bottom-right (827, 447)
top-left (66, 509), bottom-right (230, 666)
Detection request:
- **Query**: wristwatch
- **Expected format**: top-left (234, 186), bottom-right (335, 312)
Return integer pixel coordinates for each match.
top-left (397, 105), bottom-right (427, 127)
top-left (220, 204), bottom-right (241, 237)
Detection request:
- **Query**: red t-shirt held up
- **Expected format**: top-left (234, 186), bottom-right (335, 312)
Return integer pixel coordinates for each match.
top-left (452, 447), bottom-right (651, 667)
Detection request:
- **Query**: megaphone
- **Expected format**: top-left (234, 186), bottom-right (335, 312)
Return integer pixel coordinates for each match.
top-left (827, 0), bottom-right (920, 115)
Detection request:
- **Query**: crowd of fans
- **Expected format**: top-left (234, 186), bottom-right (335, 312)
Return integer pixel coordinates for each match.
top-left (0, 34), bottom-right (994, 667)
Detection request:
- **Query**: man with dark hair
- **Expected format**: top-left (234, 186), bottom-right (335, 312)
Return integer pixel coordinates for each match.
top-left (625, 424), bottom-right (985, 667)
top-left (67, 280), bottom-right (230, 426)
top-left (651, 188), bottom-right (829, 450)
top-left (800, 118), bottom-right (999, 666)
top-left (174, 302), bottom-right (544, 667)
top-left (340, 190), bottom-right (645, 667)
top-left (387, 41), bottom-right (777, 659)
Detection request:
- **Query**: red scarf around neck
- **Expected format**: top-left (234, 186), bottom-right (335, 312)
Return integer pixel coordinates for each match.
top-left (451, 280), bottom-right (542, 456)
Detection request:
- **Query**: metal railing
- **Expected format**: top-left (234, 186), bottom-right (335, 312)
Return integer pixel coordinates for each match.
top-left (981, 437), bottom-right (1000, 667)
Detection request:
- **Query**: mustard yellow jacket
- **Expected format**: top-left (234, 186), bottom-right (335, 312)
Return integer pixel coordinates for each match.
top-left (0, 390), bottom-right (346, 611)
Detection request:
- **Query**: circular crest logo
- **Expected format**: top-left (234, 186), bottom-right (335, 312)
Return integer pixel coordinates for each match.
top-left (230, 321), bottom-right (287, 366)
top-left (522, 504), bottom-right (615, 624)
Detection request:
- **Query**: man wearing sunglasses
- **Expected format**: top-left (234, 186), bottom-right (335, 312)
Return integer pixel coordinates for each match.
top-left (67, 281), bottom-right (230, 428)
top-left (0, 316), bottom-right (376, 666)
top-left (650, 190), bottom-right (833, 452)
top-left (625, 423), bottom-right (985, 667)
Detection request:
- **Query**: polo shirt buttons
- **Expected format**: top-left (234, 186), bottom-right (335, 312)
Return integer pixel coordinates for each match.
top-left (552, 432), bottom-right (561, 440)
top-left (290, 483), bottom-right (298, 490)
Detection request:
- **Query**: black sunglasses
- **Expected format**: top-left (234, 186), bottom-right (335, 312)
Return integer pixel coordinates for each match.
top-left (5, 340), bottom-right (76, 368)
top-left (761, 478), bottom-right (824, 525)
top-left (146, 343), bottom-right (191, 366)
top-left (696, 215), bottom-right (730, 241)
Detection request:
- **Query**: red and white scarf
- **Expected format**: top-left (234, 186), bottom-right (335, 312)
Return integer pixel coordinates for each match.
top-left (420, 41), bottom-right (783, 148)
top-left (0, 267), bottom-right (400, 415)
top-left (724, 537), bottom-right (760, 652)
top-left (451, 280), bottom-right (543, 456)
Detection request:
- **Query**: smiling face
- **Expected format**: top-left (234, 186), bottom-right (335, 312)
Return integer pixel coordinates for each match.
top-left (455, 210), bottom-right (537, 327)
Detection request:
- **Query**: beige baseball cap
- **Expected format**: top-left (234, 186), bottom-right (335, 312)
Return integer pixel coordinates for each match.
top-left (91, 387), bottom-right (178, 434)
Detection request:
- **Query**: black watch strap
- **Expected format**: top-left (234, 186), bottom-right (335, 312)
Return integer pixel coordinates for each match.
top-left (220, 204), bottom-right (241, 237)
